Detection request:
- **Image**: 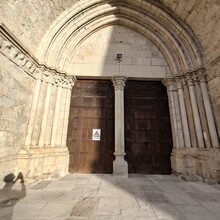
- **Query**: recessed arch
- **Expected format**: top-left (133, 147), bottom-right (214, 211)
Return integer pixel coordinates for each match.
top-left (37, 0), bottom-right (204, 76)
top-left (60, 19), bottom-right (178, 76)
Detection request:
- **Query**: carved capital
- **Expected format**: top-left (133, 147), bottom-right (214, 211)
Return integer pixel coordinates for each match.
top-left (196, 69), bottom-right (207, 83)
top-left (192, 72), bottom-right (199, 85)
top-left (65, 76), bottom-right (76, 89)
top-left (43, 70), bottom-right (55, 84)
top-left (55, 74), bottom-right (64, 87)
top-left (185, 73), bottom-right (194, 87)
top-left (34, 68), bottom-right (44, 80)
top-left (175, 76), bottom-right (184, 90)
top-left (162, 77), bottom-right (176, 92)
top-left (112, 76), bottom-right (127, 90)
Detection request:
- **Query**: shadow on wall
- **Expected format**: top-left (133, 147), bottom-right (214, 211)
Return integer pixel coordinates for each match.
top-left (0, 172), bottom-right (26, 220)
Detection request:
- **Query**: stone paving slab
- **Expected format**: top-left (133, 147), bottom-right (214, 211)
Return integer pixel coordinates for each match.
top-left (0, 174), bottom-right (220, 220)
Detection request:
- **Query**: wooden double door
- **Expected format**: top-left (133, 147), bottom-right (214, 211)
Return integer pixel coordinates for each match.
top-left (67, 80), bottom-right (172, 174)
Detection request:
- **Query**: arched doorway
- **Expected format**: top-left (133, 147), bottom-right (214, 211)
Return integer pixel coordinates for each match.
top-left (67, 79), bottom-right (173, 174)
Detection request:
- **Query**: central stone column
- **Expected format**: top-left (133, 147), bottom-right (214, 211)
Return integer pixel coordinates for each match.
top-left (111, 76), bottom-right (128, 177)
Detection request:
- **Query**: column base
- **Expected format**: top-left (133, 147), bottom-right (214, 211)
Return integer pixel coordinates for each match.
top-left (17, 146), bottom-right (69, 180)
top-left (113, 155), bottom-right (128, 177)
top-left (171, 147), bottom-right (220, 183)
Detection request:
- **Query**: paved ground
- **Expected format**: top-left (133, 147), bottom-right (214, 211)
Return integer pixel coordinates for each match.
top-left (0, 174), bottom-right (220, 220)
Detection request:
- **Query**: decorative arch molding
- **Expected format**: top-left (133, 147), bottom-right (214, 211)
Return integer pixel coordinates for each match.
top-left (37, 0), bottom-right (204, 76)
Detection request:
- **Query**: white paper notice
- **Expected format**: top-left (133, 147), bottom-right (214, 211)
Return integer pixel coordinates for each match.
top-left (92, 129), bottom-right (101, 141)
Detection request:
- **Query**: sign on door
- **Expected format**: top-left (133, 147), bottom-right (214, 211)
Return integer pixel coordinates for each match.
top-left (92, 129), bottom-right (101, 141)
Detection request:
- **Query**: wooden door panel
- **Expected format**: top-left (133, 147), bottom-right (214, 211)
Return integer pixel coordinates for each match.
top-left (125, 81), bottom-right (172, 174)
top-left (67, 80), bottom-right (114, 173)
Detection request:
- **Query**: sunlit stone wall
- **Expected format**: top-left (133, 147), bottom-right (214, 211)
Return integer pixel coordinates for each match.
top-left (0, 52), bottom-right (34, 179)
top-left (70, 25), bottom-right (170, 79)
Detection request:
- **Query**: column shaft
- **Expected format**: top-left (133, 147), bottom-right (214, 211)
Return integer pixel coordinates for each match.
top-left (173, 91), bottom-right (185, 148)
top-left (115, 89), bottom-right (125, 154)
top-left (176, 78), bottom-right (191, 147)
top-left (187, 76), bottom-right (204, 148)
top-left (200, 81), bottom-right (219, 148)
top-left (194, 81), bottom-right (211, 148)
top-left (61, 88), bottom-right (72, 147)
top-left (25, 78), bottom-right (42, 146)
top-left (163, 78), bottom-right (184, 148)
top-left (183, 84), bottom-right (197, 147)
top-left (56, 88), bottom-right (67, 146)
top-left (38, 82), bottom-right (52, 146)
top-left (112, 76), bottom-right (128, 177)
top-left (51, 85), bottom-right (62, 146)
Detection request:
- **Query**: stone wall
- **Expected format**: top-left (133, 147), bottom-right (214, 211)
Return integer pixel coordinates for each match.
top-left (160, 0), bottom-right (220, 65)
top-left (0, 0), bottom-right (78, 56)
top-left (207, 59), bottom-right (220, 137)
top-left (71, 25), bottom-right (170, 78)
top-left (0, 25), bottom-right (76, 180)
top-left (0, 53), bottom-right (34, 179)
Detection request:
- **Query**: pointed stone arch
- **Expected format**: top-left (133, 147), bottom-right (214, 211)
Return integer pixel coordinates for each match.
top-left (37, 0), bottom-right (204, 76)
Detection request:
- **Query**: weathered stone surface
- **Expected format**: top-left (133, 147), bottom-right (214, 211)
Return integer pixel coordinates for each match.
top-left (1, 174), bottom-right (220, 220)
top-left (161, 0), bottom-right (220, 64)
top-left (0, 0), bottom-right (219, 68)
top-left (0, 53), bottom-right (34, 180)
top-left (207, 60), bottom-right (220, 137)
top-left (0, 0), bottom-right (220, 183)
top-left (171, 148), bottom-right (220, 181)
top-left (70, 25), bottom-right (170, 78)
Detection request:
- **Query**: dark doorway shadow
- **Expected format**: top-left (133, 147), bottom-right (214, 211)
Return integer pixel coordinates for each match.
top-left (0, 172), bottom-right (26, 220)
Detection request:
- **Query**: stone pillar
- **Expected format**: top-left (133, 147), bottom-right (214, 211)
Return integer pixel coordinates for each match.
top-left (183, 79), bottom-right (197, 148)
top-left (38, 74), bottom-right (54, 146)
top-left (163, 78), bottom-right (184, 148)
top-left (56, 88), bottom-right (67, 146)
top-left (173, 90), bottom-right (185, 148)
top-left (186, 74), bottom-right (204, 148)
top-left (111, 76), bottom-right (128, 177)
top-left (175, 77), bottom-right (191, 148)
top-left (61, 77), bottom-right (75, 147)
top-left (51, 78), bottom-right (63, 146)
top-left (197, 70), bottom-right (219, 148)
top-left (193, 73), bottom-right (211, 148)
top-left (25, 70), bottom-right (43, 147)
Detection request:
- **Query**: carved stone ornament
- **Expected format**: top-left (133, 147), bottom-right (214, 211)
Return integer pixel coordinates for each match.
top-left (192, 72), bottom-right (199, 85)
top-left (34, 68), bottom-right (44, 80)
top-left (111, 76), bottom-right (127, 90)
top-left (0, 25), bottom-right (76, 89)
top-left (175, 76), bottom-right (184, 89)
top-left (162, 77), bottom-right (176, 91)
top-left (185, 73), bottom-right (194, 87)
top-left (65, 76), bottom-right (76, 89)
top-left (196, 69), bottom-right (207, 83)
